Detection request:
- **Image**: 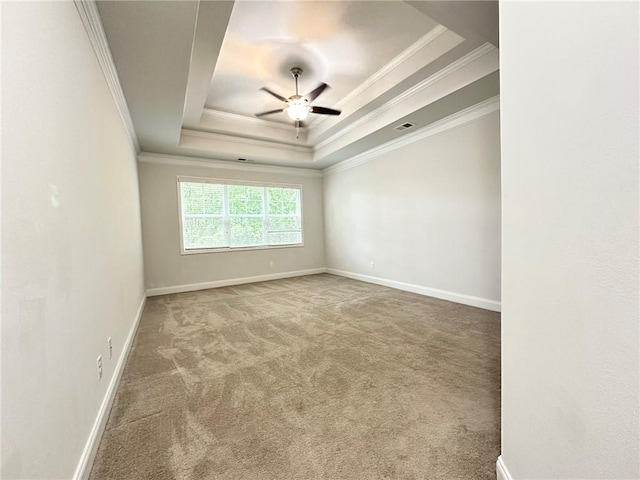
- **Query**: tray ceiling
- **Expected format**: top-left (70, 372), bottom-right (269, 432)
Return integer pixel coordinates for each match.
top-left (206, 1), bottom-right (439, 123)
top-left (96, 0), bottom-right (499, 170)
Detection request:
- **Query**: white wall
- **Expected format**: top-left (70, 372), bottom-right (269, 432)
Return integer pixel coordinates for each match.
top-left (500, 2), bottom-right (639, 479)
top-left (2, 3), bottom-right (146, 479)
top-left (138, 157), bottom-right (325, 293)
top-left (323, 111), bottom-right (501, 309)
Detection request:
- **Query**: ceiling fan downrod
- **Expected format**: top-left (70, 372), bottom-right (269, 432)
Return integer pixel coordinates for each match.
top-left (290, 67), bottom-right (303, 96)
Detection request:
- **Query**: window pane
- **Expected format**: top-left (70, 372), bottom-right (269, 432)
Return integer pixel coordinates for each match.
top-left (268, 187), bottom-right (299, 215)
top-left (181, 182), bottom-right (223, 215)
top-left (230, 217), bottom-right (264, 247)
top-left (183, 217), bottom-right (225, 249)
top-left (228, 185), bottom-right (264, 215)
top-left (179, 180), bottom-right (302, 252)
top-left (268, 216), bottom-right (301, 232)
top-left (267, 231), bottom-right (302, 245)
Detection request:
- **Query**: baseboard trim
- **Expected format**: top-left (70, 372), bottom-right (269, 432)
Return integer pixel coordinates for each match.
top-left (496, 456), bottom-right (513, 480)
top-left (146, 268), bottom-right (328, 296)
top-left (326, 268), bottom-right (501, 312)
top-left (73, 295), bottom-right (147, 480)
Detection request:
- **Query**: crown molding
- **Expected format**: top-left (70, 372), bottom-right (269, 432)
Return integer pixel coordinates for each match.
top-left (181, 129), bottom-right (313, 154)
top-left (323, 95), bottom-right (500, 176)
top-left (329, 25), bottom-right (449, 114)
top-left (74, 0), bottom-right (140, 152)
top-left (308, 27), bottom-right (464, 140)
top-left (309, 25), bottom-right (452, 131)
top-left (373, 43), bottom-right (496, 116)
top-left (315, 42), bottom-right (497, 153)
top-left (138, 152), bottom-right (323, 178)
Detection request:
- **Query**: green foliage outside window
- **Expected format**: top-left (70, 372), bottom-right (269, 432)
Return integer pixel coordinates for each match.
top-left (179, 181), bottom-right (302, 251)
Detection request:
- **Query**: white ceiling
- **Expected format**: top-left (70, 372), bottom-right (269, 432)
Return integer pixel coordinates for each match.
top-left (96, 0), bottom-right (499, 170)
top-left (205, 1), bottom-right (439, 122)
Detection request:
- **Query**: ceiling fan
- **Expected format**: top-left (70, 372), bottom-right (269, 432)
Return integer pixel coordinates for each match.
top-left (255, 67), bottom-right (341, 137)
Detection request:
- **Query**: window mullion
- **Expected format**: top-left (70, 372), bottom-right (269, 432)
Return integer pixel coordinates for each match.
top-left (179, 180), bottom-right (302, 253)
top-left (263, 187), bottom-right (269, 246)
top-left (223, 184), bottom-right (230, 247)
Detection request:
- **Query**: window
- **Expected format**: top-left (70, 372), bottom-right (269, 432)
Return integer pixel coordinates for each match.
top-left (178, 177), bottom-right (303, 253)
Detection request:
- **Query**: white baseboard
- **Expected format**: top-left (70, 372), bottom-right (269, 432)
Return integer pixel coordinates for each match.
top-left (326, 268), bottom-right (501, 312)
top-left (73, 295), bottom-right (147, 480)
top-left (146, 268), bottom-right (328, 296)
top-left (496, 456), bottom-right (513, 480)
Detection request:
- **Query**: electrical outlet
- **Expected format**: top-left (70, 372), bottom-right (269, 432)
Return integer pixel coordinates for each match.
top-left (108, 337), bottom-right (113, 359)
top-left (269, 261), bottom-right (275, 268)
top-left (97, 355), bottom-right (103, 380)
top-left (370, 261), bottom-right (375, 270)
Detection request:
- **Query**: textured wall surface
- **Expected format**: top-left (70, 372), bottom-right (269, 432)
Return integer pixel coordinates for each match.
top-left (1, 2), bottom-right (146, 478)
top-left (500, 2), bottom-right (639, 478)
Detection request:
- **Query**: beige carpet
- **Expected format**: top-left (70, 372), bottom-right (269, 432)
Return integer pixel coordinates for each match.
top-left (89, 274), bottom-right (500, 480)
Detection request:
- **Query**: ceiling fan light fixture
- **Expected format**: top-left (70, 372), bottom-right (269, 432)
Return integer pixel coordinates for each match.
top-left (255, 68), bottom-right (340, 132)
top-left (286, 97), bottom-right (310, 121)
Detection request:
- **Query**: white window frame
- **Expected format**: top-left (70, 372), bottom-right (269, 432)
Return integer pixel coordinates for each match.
top-left (177, 176), bottom-right (304, 255)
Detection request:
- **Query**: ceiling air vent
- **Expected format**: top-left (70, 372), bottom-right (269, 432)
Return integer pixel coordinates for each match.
top-left (393, 122), bottom-right (415, 132)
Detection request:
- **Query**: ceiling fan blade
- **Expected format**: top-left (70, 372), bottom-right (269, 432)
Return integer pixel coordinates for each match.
top-left (305, 83), bottom-right (329, 102)
top-left (311, 106), bottom-right (341, 116)
top-left (255, 108), bottom-right (285, 117)
top-left (259, 87), bottom-right (287, 102)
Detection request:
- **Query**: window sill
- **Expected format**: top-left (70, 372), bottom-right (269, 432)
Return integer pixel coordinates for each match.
top-left (180, 243), bottom-right (305, 256)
